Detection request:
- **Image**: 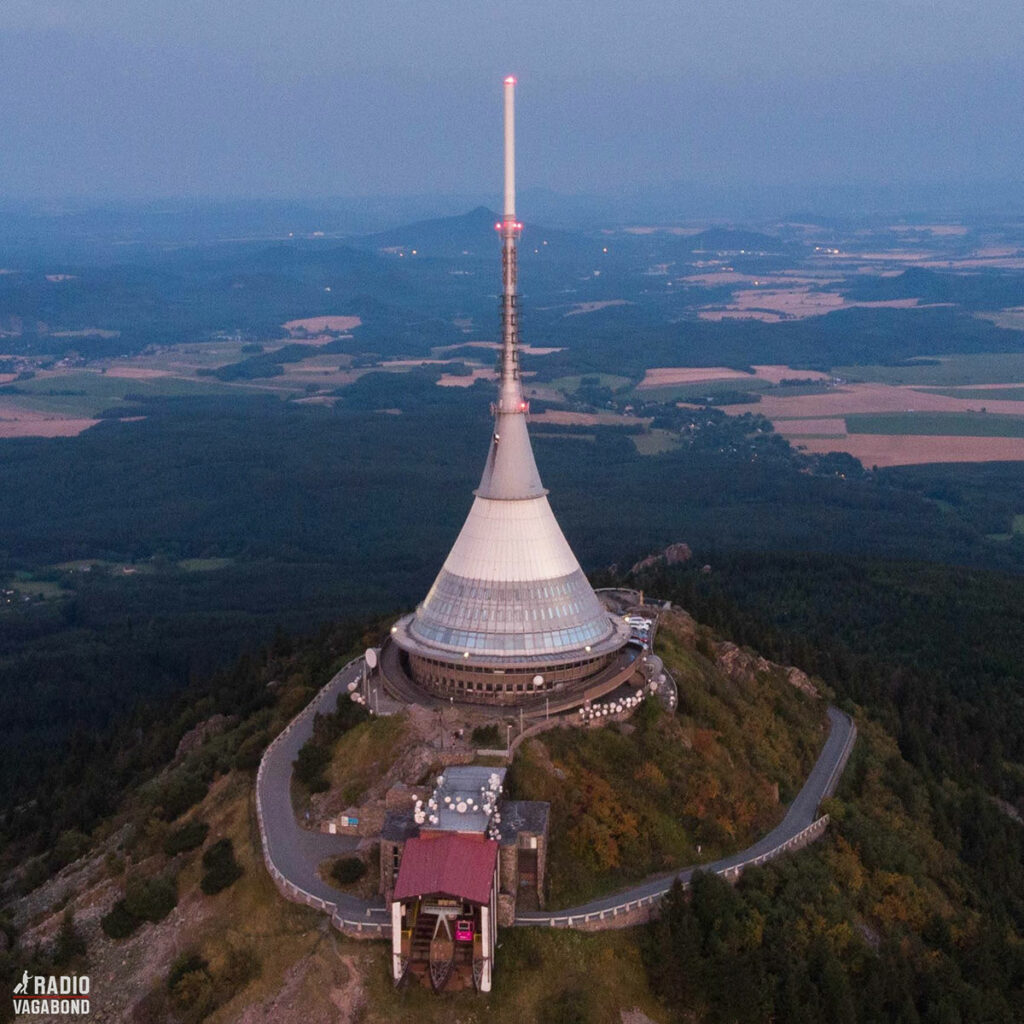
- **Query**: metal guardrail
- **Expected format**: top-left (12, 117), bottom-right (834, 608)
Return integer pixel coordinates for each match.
top-left (515, 814), bottom-right (832, 929)
top-left (822, 716), bottom-right (858, 800)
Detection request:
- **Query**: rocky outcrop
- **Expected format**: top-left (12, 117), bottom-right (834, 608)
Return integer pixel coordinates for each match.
top-left (715, 642), bottom-right (819, 698)
top-left (631, 542), bottom-right (692, 575)
top-left (173, 714), bottom-right (236, 762)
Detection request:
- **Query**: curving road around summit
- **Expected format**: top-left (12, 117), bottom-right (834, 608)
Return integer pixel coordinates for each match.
top-left (256, 659), bottom-right (856, 933)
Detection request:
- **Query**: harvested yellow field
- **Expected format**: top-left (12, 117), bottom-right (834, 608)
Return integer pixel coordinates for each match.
top-left (888, 224), bottom-right (969, 236)
top-left (792, 434), bottom-right (1024, 467)
top-left (282, 315), bottom-right (362, 334)
top-left (751, 364), bottom-right (831, 383)
top-left (0, 409), bottom-right (98, 437)
top-left (724, 384), bottom-right (1024, 421)
top-left (435, 341), bottom-right (564, 355)
top-left (565, 300), bottom-right (631, 315)
top-left (698, 289), bottom-right (930, 321)
top-left (775, 418), bottom-right (847, 436)
top-left (436, 368), bottom-right (497, 387)
top-left (638, 364), bottom-right (830, 388)
top-left (103, 366), bottom-right (174, 379)
top-left (637, 366), bottom-right (753, 388)
top-left (530, 409), bottom-right (651, 427)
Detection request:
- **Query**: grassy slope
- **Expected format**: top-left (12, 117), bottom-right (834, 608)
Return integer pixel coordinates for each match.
top-left (324, 713), bottom-right (412, 803)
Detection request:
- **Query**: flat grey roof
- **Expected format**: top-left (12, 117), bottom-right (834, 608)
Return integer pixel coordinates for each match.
top-left (498, 800), bottom-right (550, 845)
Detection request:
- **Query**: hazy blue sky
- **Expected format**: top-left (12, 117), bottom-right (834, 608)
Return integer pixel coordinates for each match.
top-left (0, 1), bottom-right (1020, 200)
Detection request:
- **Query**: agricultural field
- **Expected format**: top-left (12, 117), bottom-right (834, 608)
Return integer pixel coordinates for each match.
top-left (846, 412), bottom-right (1024, 438)
top-left (832, 353), bottom-right (1024, 386)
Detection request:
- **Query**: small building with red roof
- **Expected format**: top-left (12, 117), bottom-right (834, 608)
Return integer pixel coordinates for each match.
top-left (386, 765), bottom-right (547, 993)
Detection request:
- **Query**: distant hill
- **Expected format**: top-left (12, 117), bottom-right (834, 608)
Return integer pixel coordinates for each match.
top-left (350, 206), bottom-right (600, 261)
top-left (842, 265), bottom-right (1024, 310)
top-left (351, 206), bottom-right (499, 257)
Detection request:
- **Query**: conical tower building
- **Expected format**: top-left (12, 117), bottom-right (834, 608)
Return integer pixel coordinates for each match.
top-left (386, 78), bottom-right (632, 707)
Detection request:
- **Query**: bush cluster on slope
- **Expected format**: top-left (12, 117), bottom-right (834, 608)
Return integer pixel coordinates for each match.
top-left (645, 718), bottom-right (1024, 1022)
top-left (508, 614), bottom-right (825, 906)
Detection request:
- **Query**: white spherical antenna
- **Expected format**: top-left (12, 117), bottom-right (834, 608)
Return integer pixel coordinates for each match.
top-left (365, 648), bottom-right (378, 670)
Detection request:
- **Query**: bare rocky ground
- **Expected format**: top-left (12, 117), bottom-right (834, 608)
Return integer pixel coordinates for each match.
top-left (308, 702), bottom-right (504, 834)
top-left (4, 772), bottom-right (369, 1023)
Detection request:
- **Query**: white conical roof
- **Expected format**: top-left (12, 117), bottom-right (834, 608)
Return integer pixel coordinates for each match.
top-left (404, 411), bottom-right (618, 659)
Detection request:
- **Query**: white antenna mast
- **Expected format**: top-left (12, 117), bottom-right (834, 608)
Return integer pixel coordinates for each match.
top-left (496, 76), bottom-right (524, 415)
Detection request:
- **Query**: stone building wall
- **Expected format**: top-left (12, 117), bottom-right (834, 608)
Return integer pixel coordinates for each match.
top-left (379, 839), bottom-right (402, 897)
top-left (499, 844), bottom-right (519, 896)
top-left (534, 829), bottom-right (548, 909)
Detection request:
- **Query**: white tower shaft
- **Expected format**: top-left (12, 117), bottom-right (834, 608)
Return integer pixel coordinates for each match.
top-left (497, 75), bottom-right (523, 416)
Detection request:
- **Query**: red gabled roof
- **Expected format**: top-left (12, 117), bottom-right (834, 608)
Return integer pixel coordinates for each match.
top-left (393, 833), bottom-right (498, 905)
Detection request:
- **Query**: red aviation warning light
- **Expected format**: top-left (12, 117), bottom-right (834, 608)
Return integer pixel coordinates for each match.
top-left (504, 75), bottom-right (517, 85)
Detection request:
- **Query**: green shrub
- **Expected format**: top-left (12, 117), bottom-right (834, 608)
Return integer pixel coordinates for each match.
top-left (539, 986), bottom-right (596, 1024)
top-left (164, 946), bottom-right (259, 1023)
top-left (307, 774), bottom-right (330, 793)
top-left (330, 856), bottom-right (367, 885)
top-left (200, 839), bottom-right (243, 895)
top-left (151, 771), bottom-right (208, 821)
top-left (52, 829), bottom-right (90, 870)
top-left (123, 875), bottom-right (177, 923)
top-left (18, 858), bottom-right (50, 896)
top-left (168, 951), bottom-right (209, 991)
top-left (52, 909), bottom-right (86, 967)
top-left (163, 820), bottom-right (209, 857)
top-left (100, 900), bottom-right (139, 939)
top-left (471, 724), bottom-right (501, 747)
top-left (293, 741), bottom-right (330, 788)
top-left (219, 945), bottom-right (262, 994)
top-left (170, 968), bottom-right (216, 1022)
top-left (233, 733), bottom-right (266, 771)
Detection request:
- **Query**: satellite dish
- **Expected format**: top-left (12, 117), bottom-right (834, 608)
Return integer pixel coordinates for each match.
top-left (364, 648), bottom-right (378, 669)
top-left (533, 674), bottom-right (544, 687)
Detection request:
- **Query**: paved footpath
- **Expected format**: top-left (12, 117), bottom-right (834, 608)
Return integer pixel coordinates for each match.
top-left (257, 658), bottom-right (856, 932)
top-left (256, 659), bottom-right (388, 923)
